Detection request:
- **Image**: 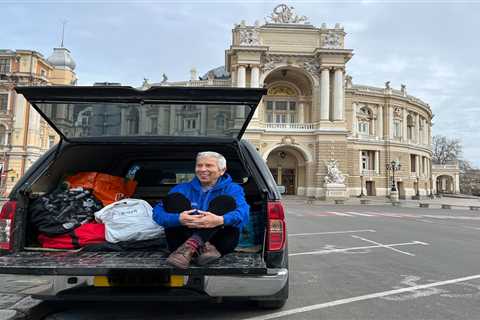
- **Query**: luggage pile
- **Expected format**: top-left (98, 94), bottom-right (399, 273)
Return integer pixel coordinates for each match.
top-left (29, 168), bottom-right (166, 251)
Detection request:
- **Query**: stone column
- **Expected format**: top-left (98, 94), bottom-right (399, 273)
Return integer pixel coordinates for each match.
top-left (455, 174), bottom-right (460, 193)
top-left (402, 108), bottom-right (408, 142)
top-left (352, 102), bottom-right (357, 136)
top-left (250, 66), bottom-right (261, 119)
top-left (237, 65), bottom-right (246, 88)
top-left (333, 68), bottom-right (344, 121)
top-left (236, 65), bottom-right (246, 118)
top-left (415, 155), bottom-right (420, 176)
top-left (200, 105), bottom-right (207, 135)
top-left (416, 115), bottom-right (421, 144)
top-left (375, 151), bottom-right (380, 174)
top-left (320, 68), bottom-right (330, 121)
top-left (389, 106), bottom-right (394, 139)
top-left (423, 119), bottom-right (428, 145)
top-left (169, 105), bottom-right (176, 135)
top-left (298, 102), bottom-right (305, 123)
top-left (251, 66), bottom-right (260, 88)
top-left (359, 150), bottom-right (363, 174)
top-left (377, 105), bottom-right (383, 139)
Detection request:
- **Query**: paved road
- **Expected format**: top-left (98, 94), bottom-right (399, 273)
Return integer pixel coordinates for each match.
top-left (4, 201), bottom-right (480, 319)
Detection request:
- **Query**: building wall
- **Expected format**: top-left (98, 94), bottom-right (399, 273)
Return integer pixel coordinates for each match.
top-left (0, 49), bottom-right (75, 196)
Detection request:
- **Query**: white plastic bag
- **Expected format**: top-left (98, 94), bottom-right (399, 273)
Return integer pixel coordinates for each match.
top-left (94, 198), bottom-right (164, 243)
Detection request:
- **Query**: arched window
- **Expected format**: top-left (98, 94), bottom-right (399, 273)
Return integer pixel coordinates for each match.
top-left (265, 85), bottom-right (298, 124)
top-left (215, 113), bottom-right (226, 129)
top-left (357, 107), bottom-right (373, 135)
top-left (0, 125), bottom-right (6, 145)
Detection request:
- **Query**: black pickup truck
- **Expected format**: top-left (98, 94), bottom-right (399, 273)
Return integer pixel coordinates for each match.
top-left (0, 86), bottom-right (288, 308)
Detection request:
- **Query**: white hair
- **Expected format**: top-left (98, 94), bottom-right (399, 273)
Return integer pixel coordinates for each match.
top-left (196, 151), bottom-right (227, 171)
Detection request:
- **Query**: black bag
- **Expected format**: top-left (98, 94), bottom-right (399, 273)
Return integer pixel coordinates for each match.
top-left (29, 186), bottom-right (103, 236)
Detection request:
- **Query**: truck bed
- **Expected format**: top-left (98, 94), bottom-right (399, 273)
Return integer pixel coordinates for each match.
top-left (0, 251), bottom-right (266, 276)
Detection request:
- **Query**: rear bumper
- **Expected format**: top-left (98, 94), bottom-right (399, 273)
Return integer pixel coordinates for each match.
top-left (205, 268), bottom-right (288, 297)
top-left (15, 268), bottom-right (288, 300)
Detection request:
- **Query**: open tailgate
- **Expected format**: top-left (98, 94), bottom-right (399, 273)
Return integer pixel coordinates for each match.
top-left (0, 251), bottom-right (266, 276)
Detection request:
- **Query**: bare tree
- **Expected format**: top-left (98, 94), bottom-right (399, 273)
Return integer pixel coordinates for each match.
top-left (432, 135), bottom-right (462, 164)
top-left (459, 160), bottom-right (480, 195)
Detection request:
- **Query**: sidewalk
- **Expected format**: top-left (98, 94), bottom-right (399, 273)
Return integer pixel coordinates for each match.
top-left (283, 194), bottom-right (480, 210)
top-left (0, 275), bottom-right (52, 320)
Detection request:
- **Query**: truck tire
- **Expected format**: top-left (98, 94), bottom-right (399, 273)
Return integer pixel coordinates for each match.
top-left (255, 277), bottom-right (288, 309)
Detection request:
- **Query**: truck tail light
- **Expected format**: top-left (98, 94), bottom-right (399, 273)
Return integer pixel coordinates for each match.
top-left (0, 200), bottom-right (17, 251)
top-left (266, 201), bottom-right (286, 251)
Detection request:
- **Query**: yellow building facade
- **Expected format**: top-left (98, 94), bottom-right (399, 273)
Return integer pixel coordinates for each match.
top-left (0, 47), bottom-right (76, 195)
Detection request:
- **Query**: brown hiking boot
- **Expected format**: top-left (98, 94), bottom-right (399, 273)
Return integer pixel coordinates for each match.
top-left (196, 242), bottom-right (221, 266)
top-left (166, 242), bottom-right (197, 269)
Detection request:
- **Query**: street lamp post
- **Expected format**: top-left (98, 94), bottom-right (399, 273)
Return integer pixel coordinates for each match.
top-left (358, 172), bottom-right (365, 198)
top-left (412, 176), bottom-right (421, 200)
top-left (386, 160), bottom-right (401, 203)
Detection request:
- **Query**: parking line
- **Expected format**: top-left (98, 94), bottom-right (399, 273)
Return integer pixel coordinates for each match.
top-left (327, 211), bottom-right (355, 217)
top-left (346, 211), bottom-right (375, 217)
top-left (241, 274), bottom-right (480, 320)
top-left (351, 235), bottom-right (421, 256)
top-left (289, 230), bottom-right (376, 237)
top-left (289, 241), bottom-right (426, 256)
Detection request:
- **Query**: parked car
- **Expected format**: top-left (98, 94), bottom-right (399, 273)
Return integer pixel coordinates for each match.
top-left (0, 85), bottom-right (288, 308)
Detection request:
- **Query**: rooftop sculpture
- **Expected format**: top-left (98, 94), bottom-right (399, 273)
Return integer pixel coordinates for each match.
top-left (266, 4), bottom-right (310, 25)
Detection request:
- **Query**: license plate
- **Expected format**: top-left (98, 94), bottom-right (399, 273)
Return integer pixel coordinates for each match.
top-left (93, 275), bottom-right (186, 287)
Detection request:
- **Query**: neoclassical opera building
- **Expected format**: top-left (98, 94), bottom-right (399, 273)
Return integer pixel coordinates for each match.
top-left (160, 5), bottom-right (450, 199)
top-left (0, 5), bottom-right (458, 198)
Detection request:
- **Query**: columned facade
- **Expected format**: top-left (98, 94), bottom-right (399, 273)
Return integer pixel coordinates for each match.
top-left (166, 5), bottom-right (440, 199)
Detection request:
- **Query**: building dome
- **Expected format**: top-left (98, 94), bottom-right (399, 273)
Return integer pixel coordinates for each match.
top-left (200, 66), bottom-right (230, 80)
top-left (47, 47), bottom-right (76, 70)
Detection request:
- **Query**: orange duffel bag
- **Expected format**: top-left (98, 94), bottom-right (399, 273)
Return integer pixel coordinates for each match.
top-left (66, 172), bottom-right (138, 206)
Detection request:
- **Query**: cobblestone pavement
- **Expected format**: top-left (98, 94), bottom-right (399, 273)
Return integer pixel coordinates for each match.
top-left (0, 275), bottom-right (52, 320)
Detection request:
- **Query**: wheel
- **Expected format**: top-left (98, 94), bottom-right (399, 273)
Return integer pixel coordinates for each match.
top-left (255, 277), bottom-right (288, 309)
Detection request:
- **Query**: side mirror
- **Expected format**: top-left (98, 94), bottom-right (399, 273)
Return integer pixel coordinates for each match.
top-left (276, 185), bottom-right (286, 194)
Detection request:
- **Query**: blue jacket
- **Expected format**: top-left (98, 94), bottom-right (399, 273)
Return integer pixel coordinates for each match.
top-left (152, 174), bottom-right (249, 230)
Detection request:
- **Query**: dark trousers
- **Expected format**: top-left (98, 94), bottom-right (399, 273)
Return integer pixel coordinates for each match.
top-left (165, 226), bottom-right (239, 255)
top-left (162, 193), bottom-right (240, 255)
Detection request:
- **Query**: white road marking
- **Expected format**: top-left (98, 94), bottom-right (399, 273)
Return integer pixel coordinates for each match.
top-left (289, 229), bottom-right (376, 237)
top-left (327, 211), bottom-right (355, 217)
top-left (345, 211), bottom-right (374, 217)
top-left (240, 274), bottom-right (480, 320)
top-left (289, 241), bottom-right (426, 256)
top-left (422, 215), bottom-right (480, 220)
top-left (351, 235), bottom-right (422, 256)
top-left (381, 275), bottom-right (446, 301)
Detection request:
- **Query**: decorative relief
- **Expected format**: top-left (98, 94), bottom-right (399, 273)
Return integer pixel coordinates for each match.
top-left (323, 31), bottom-right (341, 49)
top-left (303, 58), bottom-right (321, 77)
top-left (266, 4), bottom-right (310, 24)
top-left (262, 55), bottom-right (284, 72)
top-left (281, 136), bottom-right (296, 145)
top-left (268, 85), bottom-right (297, 96)
top-left (238, 27), bottom-right (260, 46)
top-left (262, 54), bottom-right (321, 78)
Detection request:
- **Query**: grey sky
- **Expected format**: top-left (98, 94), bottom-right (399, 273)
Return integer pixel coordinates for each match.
top-left (1, 0), bottom-right (479, 165)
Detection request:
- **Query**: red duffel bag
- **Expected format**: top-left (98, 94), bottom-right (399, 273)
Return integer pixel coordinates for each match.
top-left (38, 223), bottom-right (106, 249)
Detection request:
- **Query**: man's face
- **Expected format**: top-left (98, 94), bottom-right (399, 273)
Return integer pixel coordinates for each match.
top-left (195, 157), bottom-right (225, 186)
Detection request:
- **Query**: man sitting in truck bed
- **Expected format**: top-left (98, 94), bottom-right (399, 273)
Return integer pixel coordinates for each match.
top-left (152, 151), bottom-right (250, 269)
